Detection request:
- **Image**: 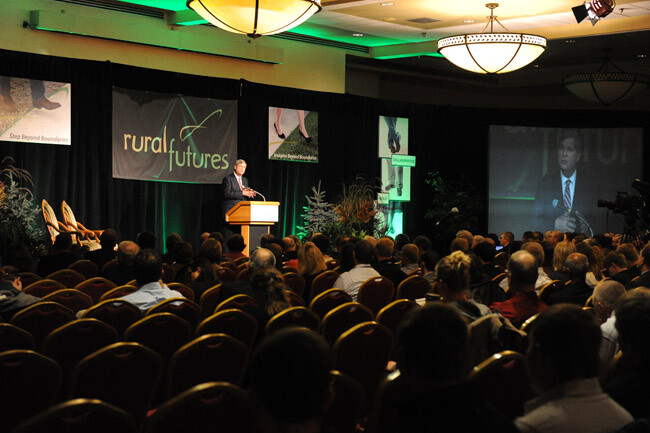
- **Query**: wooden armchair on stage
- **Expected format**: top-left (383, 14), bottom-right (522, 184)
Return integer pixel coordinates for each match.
top-left (225, 201), bottom-right (280, 256)
top-left (41, 199), bottom-right (86, 246)
top-left (61, 200), bottom-right (103, 241)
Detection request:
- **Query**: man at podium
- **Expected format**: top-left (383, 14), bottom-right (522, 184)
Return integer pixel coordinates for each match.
top-left (222, 159), bottom-right (256, 236)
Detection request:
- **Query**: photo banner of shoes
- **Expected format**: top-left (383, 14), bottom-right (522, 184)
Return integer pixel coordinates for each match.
top-left (379, 115), bottom-right (410, 202)
top-left (0, 76), bottom-right (71, 145)
top-left (268, 106), bottom-right (318, 163)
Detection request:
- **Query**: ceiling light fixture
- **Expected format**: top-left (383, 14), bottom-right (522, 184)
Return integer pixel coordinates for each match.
top-left (437, 3), bottom-right (546, 74)
top-left (186, 0), bottom-right (322, 38)
top-left (563, 57), bottom-right (650, 105)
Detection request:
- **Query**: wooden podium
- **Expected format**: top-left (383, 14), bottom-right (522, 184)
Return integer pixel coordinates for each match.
top-left (225, 201), bottom-right (280, 256)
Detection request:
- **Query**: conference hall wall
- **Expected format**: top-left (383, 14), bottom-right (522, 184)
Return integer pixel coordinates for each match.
top-left (1, 48), bottom-right (649, 252)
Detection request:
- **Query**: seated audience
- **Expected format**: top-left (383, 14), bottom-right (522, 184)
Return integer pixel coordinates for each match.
top-left (604, 251), bottom-right (634, 287)
top-left (544, 230), bottom-right (564, 247)
top-left (177, 257), bottom-right (219, 299)
top-left (161, 233), bottom-right (181, 264)
top-left (121, 249), bottom-right (183, 311)
top-left (333, 240), bottom-right (380, 301)
top-left (311, 233), bottom-right (333, 263)
top-left (219, 247), bottom-right (279, 303)
top-left (170, 241), bottom-right (193, 269)
top-left (248, 328), bottom-right (332, 433)
top-left (515, 304), bottom-right (632, 433)
top-left (282, 236), bottom-right (298, 264)
top-left (533, 231), bottom-right (544, 243)
top-left (456, 230), bottom-right (474, 249)
top-left (298, 241), bottom-right (327, 302)
top-left (197, 238), bottom-right (223, 273)
top-left (224, 234), bottom-right (247, 261)
top-left (616, 243), bottom-right (641, 278)
top-left (593, 279), bottom-right (626, 367)
top-left (499, 242), bottom-right (551, 292)
top-left (36, 233), bottom-right (76, 277)
top-left (606, 288), bottom-right (650, 419)
top-left (136, 231), bottom-right (156, 250)
top-left (101, 240), bottom-right (139, 286)
top-left (373, 237), bottom-right (406, 288)
top-left (626, 244), bottom-right (650, 290)
top-left (450, 237), bottom-right (469, 254)
top-left (0, 265), bottom-right (42, 319)
top-left (499, 231), bottom-right (516, 255)
top-left (435, 251), bottom-right (490, 322)
top-left (547, 240), bottom-right (576, 282)
top-left (473, 241), bottom-right (501, 281)
top-left (575, 241), bottom-right (604, 288)
top-left (86, 229), bottom-right (118, 270)
top-left (421, 250), bottom-right (439, 287)
top-left (394, 234), bottom-right (410, 261)
top-left (546, 253), bottom-right (592, 306)
top-left (412, 235), bottom-right (432, 256)
top-left (490, 250), bottom-right (547, 328)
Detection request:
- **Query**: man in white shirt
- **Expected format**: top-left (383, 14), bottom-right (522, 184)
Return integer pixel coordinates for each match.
top-left (333, 240), bottom-right (380, 301)
top-left (593, 279), bottom-right (626, 366)
top-left (121, 249), bottom-right (183, 311)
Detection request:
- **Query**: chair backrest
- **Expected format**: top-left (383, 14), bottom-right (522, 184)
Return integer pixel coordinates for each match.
top-left (284, 289), bottom-right (305, 307)
top-left (146, 297), bottom-right (202, 331)
top-left (13, 398), bottom-right (137, 433)
top-left (333, 321), bottom-right (393, 404)
top-left (538, 280), bottom-right (564, 304)
top-left (311, 270), bottom-right (340, 299)
top-left (375, 299), bottom-right (418, 337)
top-left (310, 288), bottom-right (353, 319)
top-left (70, 342), bottom-right (163, 422)
top-left (218, 261), bottom-right (238, 275)
top-left (23, 278), bottom-right (67, 298)
top-left (468, 350), bottom-right (530, 419)
top-left (491, 272), bottom-right (508, 285)
top-left (196, 309), bottom-right (258, 350)
top-left (19, 272), bottom-right (43, 287)
top-left (215, 294), bottom-right (258, 314)
top-left (0, 323), bottom-right (35, 352)
top-left (60, 200), bottom-right (79, 230)
top-left (236, 267), bottom-right (250, 281)
top-left (43, 289), bottom-right (94, 313)
top-left (41, 199), bottom-right (62, 244)
top-left (75, 277), bottom-right (117, 303)
top-left (45, 269), bottom-right (86, 290)
top-left (406, 267), bottom-right (423, 277)
top-left (585, 294), bottom-right (594, 308)
top-left (494, 252), bottom-right (509, 268)
top-left (10, 301), bottom-right (76, 346)
top-left (395, 275), bottom-right (429, 300)
top-left (43, 318), bottom-right (119, 383)
top-left (124, 313), bottom-right (192, 364)
top-left (216, 267), bottom-right (237, 283)
top-left (282, 272), bottom-right (306, 297)
top-left (357, 276), bottom-right (394, 317)
top-left (321, 302), bottom-right (374, 347)
top-left (237, 262), bottom-right (248, 272)
top-left (265, 306), bottom-right (320, 334)
top-left (68, 259), bottom-right (99, 279)
top-left (234, 257), bottom-right (249, 266)
top-left (144, 382), bottom-right (253, 433)
top-left (323, 371), bottom-right (365, 433)
top-left (166, 333), bottom-right (248, 398)
top-left (199, 284), bottom-right (222, 318)
top-left (82, 299), bottom-right (143, 337)
top-left (100, 284), bottom-right (138, 302)
top-left (0, 350), bottom-right (62, 432)
top-left (166, 282), bottom-right (196, 302)
top-left (519, 312), bottom-right (540, 333)
top-left (101, 258), bottom-right (118, 273)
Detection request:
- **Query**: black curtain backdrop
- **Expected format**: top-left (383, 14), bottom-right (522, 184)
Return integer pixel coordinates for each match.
top-left (1, 48), bottom-right (649, 253)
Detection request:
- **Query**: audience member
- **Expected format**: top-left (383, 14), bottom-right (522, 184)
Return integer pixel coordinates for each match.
top-left (394, 234), bottom-right (410, 260)
top-left (627, 245), bottom-right (650, 289)
top-left (209, 231), bottom-right (225, 246)
top-left (421, 250), bottom-right (439, 287)
top-left (547, 241), bottom-right (576, 282)
top-left (219, 248), bottom-right (278, 303)
top-left (544, 230), bottom-right (564, 246)
top-left (533, 231), bottom-right (544, 243)
top-left (515, 304), bottom-right (632, 433)
top-left (616, 243), bottom-right (641, 278)
top-left (592, 279), bottom-right (626, 366)
top-left (177, 256), bottom-right (218, 299)
top-left (0, 265), bottom-right (42, 319)
top-left (224, 234), bottom-right (247, 261)
top-left (311, 233), bottom-right (333, 262)
top-left (373, 237), bottom-right (407, 289)
top-left (101, 240), bottom-right (139, 286)
top-left (522, 231), bottom-right (536, 243)
top-left (161, 233), bottom-right (181, 264)
top-left (490, 250), bottom-right (547, 328)
top-left (546, 253), bottom-right (592, 306)
top-left (333, 240), bottom-right (380, 301)
top-left (197, 238), bottom-right (223, 272)
top-left (86, 229), bottom-right (118, 270)
top-left (298, 241), bottom-right (327, 302)
top-left (36, 233), bottom-right (76, 277)
top-left (456, 230), bottom-right (474, 249)
top-left (136, 231), bottom-right (156, 250)
top-left (399, 243), bottom-right (420, 275)
top-left (575, 241), bottom-right (604, 288)
top-left (604, 251), bottom-right (634, 287)
top-left (450, 237), bottom-right (469, 254)
top-left (474, 241), bottom-right (501, 280)
top-left (121, 249), bottom-right (183, 311)
top-left (412, 235), bottom-right (432, 256)
top-left (282, 236), bottom-right (298, 262)
top-left (499, 242), bottom-right (551, 292)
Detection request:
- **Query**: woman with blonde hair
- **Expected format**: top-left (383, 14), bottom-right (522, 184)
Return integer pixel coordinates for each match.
top-left (436, 251), bottom-right (490, 322)
top-left (298, 241), bottom-right (327, 302)
top-left (548, 240), bottom-right (576, 282)
top-left (575, 241), bottom-right (603, 287)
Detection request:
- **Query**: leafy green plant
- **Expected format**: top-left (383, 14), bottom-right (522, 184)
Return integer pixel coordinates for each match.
top-left (425, 170), bottom-right (484, 235)
top-left (0, 158), bottom-right (46, 255)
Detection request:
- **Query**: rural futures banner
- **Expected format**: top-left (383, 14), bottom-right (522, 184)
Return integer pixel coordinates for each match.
top-left (112, 87), bottom-right (237, 183)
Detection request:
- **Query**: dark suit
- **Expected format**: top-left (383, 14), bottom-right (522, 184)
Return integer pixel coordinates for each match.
top-left (534, 169), bottom-right (599, 233)
top-left (222, 172), bottom-right (249, 217)
top-left (546, 280), bottom-right (592, 306)
top-left (627, 270), bottom-right (650, 290)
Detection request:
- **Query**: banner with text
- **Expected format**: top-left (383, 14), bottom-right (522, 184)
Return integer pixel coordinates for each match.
top-left (112, 87), bottom-right (237, 183)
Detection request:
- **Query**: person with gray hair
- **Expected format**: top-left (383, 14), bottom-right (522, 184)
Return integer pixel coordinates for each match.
top-left (217, 248), bottom-right (277, 304)
top-left (498, 242), bottom-right (552, 293)
top-left (546, 252), bottom-right (592, 306)
top-left (490, 250), bottom-right (548, 328)
top-left (593, 279), bottom-right (626, 366)
top-left (248, 247), bottom-right (277, 273)
top-left (100, 240), bottom-right (140, 286)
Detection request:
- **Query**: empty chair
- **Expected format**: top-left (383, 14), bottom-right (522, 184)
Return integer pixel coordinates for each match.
top-left (82, 299), bottom-right (142, 337)
top-left (357, 276), bottom-right (394, 317)
top-left (284, 290), bottom-right (305, 307)
top-left (11, 301), bottom-right (76, 346)
top-left (216, 267), bottom-right (237, 283)
top-left (166, 333), bottom-right (248, 398)
top-left (44, 289), bottom-right (94, 314)
top-left (468, 350), bottom-right (530, 419)
top-left (321, 302), bottom-right (374, 347)
top-left (396, 275), bottom-right (430, 300)
top-left (13, 398), bottom-right (137, 433)
top-left (310, 270), bottom-right (340, 300)
top-left (376, 299), bottom-right (418, 338)
top-left (74, 277), bottom-right (117, 304)
top-left (166, 282), bottom-right (195, 302)
top-left (310, 288), bottom-right (352, 320)
top-left (19, 272), bottom-right (43, 287)
top-left (47, 269), bottom-right (86, 289)
top-left (124, 313), bottom-right (192, 364)
top-left (282, 272), bottom-right (306, 297)
top-left (0, 350), bottom-right (62, 432)
top-left (68, 259), bottom-right (99, 279)
top-left (323, 371), bottom-right (365, 433)
top-left (0, 323), bottom-right (35, 351)
top-left (265, 306), bottom-right (320, 334)
top-left (99, 284), bottom-right (138, 301)
top-left (70, 342), bottom-right (163, 423)
top-left (333, 321), bottom-right (393, 406)
top-left (199, 284), bottom-right (222, 318)
top-left (144, 382), bottom-right (253, 433)
top-left (146, 298), bottom-right (202, 330)
top-left (41, 199), bottom-right (85, 245)
top-left (43, 318), bottom-right (119, 385)
top-left (196, 309), bottom-right (258, 350)
top-left (23, 279), bottom-right (67, 298)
